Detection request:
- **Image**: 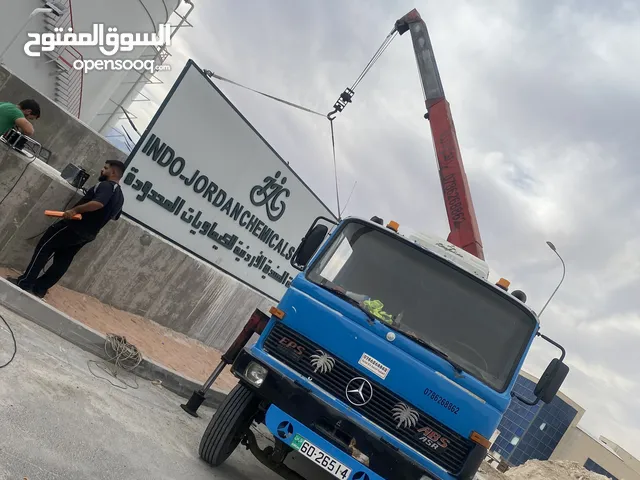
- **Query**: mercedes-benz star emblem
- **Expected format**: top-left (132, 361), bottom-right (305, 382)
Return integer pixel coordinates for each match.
top-left (345, 377), bottom-right (373, 406)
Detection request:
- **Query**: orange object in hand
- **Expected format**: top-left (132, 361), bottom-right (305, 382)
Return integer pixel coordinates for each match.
top-left (44, 210), bottom-right (82, 220)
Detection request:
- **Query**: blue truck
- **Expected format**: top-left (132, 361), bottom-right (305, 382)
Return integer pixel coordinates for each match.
top-left (198, 215), bottom-right (569, 480)
top-left (198, 9), bottom-right (569, 479)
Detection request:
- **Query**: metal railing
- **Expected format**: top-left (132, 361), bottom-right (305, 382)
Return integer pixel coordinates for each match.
top-left (42, 0), bottom-right (84, 118)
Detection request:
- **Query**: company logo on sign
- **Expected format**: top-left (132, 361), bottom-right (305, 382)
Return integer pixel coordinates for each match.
top-left (250, 171), bottom-right (290, 222)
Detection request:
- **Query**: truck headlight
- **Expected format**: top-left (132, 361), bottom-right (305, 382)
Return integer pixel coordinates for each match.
top-left (244, 362), bottom-right (268, 387)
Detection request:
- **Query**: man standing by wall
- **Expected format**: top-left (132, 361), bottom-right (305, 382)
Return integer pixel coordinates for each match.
top-left (7, 160), bottom-right (125, 298)
top-left (0, 99), bottom-right (40, 136)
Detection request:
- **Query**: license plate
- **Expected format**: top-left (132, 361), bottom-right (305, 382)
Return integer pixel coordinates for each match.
top-left (291, 434), bottom-right (352, 479)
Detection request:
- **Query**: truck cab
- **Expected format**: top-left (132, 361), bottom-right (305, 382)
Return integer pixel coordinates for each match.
top-left (199, 215), bottom-right (569, 480)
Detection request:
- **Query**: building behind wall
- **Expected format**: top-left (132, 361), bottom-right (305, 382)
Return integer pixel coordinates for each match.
top-left (552, 427), bottom-right (640, 480)
top-left (489, 371), bottom-right (640, 480)
top-left (490, 371), bottom-right (585, 466)
top-left (0, 0), bottom-right (192, 132)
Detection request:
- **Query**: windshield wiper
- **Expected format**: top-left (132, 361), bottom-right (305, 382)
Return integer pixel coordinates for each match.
top-left (317, 284), bottom-right (377, 325)
top-left (398, 331), bottom-right (466, 377)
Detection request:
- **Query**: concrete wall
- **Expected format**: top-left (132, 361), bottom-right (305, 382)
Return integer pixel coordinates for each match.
top-left (0, 65), bottom-right (126, 179)
top-left (552, 427), bottom-right (640, 479)
top-left (0, 145), bottom-right (273, 351)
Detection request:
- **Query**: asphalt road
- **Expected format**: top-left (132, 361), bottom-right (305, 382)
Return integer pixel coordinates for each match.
top-left (0, 305), bottom-right (332, 480)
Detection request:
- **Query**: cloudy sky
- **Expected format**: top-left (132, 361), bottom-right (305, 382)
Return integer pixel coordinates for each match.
top-left (119, 0), bottom-right (640, 457)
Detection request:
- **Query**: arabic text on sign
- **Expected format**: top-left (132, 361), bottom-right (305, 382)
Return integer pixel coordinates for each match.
top-left (124, 168), bottom-right (293, 288)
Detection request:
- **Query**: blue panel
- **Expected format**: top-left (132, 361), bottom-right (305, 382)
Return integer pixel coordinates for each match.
top-left (497, 376), bottom-right (581, 467)
top-left (532, 449), bottom-right (545, 460)
top-left (584, 458), bottom-right (618, 480)
top-left (540, 444), bottom-right (554, 458)
top-left (511, 451), bottom-right (526, 466)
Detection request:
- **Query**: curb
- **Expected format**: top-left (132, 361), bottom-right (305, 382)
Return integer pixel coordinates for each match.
top-left (0, 278), bottom-right (227, 410)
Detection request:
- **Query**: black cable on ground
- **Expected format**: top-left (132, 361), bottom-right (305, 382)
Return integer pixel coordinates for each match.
top-left (0, 313), bottom-right (17, 369)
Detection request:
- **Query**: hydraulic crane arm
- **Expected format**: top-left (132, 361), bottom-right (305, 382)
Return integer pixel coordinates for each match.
top-left (395, 9), bottom-right (484, 260)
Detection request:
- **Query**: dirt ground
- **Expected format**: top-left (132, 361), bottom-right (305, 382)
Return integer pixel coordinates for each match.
top-left (1, 267), bottom-right (239, 393)
top-left (477, 460), bottom-right (609, 480)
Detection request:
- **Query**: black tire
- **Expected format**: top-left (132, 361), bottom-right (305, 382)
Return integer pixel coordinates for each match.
top-left (199, 383), bottom-right (260, 467)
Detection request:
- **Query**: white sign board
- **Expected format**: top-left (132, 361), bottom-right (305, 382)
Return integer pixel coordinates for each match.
top-left (122, 60), bottom-right (337, 300)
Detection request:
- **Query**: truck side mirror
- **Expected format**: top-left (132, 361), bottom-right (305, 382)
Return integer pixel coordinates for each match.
top-left (512, 358), bottom-right (569, 406)
top-left (291, 224), bottom-right (329, 270)
top-left (534, 358), bottom-right (570, 404)
top-left (513, 333), bottom-right (569, 406)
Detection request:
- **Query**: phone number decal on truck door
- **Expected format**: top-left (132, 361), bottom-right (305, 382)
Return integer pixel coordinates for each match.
top-left (424, 388), bottom-right (460, 415)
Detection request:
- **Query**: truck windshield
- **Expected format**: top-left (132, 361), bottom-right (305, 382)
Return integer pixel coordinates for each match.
top-left (306, 220), bottom-right (537, 392)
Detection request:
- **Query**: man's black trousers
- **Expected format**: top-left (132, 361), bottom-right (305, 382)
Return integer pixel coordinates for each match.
top-left (17, 221), bottom-right (93, 295)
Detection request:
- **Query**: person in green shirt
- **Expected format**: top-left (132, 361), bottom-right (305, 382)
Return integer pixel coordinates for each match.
top-left (0, 99), bottom-right (40, 137)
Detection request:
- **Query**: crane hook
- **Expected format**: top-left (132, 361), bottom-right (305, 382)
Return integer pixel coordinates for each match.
top-left (327, 88), bottom-right (355, 121)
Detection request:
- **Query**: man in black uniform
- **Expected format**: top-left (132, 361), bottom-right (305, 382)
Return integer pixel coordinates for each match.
top-left (8, 160), bottom-right (125, 298)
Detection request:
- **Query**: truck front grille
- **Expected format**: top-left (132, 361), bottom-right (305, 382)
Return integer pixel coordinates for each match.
top-left (263, 322), bottom-right (474, 475)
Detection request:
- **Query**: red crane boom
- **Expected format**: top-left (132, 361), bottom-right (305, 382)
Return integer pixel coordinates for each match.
top-left (395, 9), bottom-right (484, 260)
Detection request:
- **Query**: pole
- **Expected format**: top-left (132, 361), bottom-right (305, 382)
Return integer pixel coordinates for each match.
top-left (180, 308), bottom-right (270, 417)
top-left (538, 241), bottom-right (566, 318)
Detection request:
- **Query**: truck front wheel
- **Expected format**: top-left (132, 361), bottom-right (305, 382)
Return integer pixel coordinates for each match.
top-left (199, 383), bottom-right (260, 467)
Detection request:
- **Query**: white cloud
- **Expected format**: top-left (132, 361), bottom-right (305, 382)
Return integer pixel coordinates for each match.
top-left (119, 0), bottom-right (640, 458)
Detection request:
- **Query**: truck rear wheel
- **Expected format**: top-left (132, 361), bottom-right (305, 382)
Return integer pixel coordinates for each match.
top-left (199, 383), bottom-right (260, 467)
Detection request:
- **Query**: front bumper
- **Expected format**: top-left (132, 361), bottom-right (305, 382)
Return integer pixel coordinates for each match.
top-left (265, 403), bottom-right (385, 480)
top-left (233, 348), bottom-right (486, 480)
